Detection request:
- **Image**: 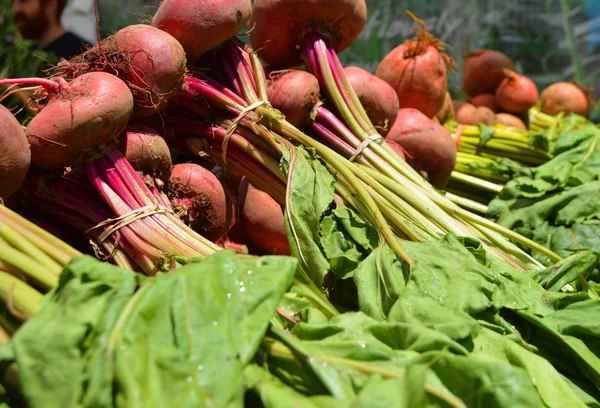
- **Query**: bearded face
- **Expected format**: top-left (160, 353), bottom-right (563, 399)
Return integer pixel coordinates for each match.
top-left (11, 0), bottom-right (51, 40)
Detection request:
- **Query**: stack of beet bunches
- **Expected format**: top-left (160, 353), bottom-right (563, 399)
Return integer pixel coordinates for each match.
top-left (434, 46), bottom-right (595, 214)
top-left (0, 1), bottom-right (599, 407)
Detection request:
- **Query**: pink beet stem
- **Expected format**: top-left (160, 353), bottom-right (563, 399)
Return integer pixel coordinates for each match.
top-left (0, 77), bottom-right (58, 91)
top-left (97, 153), bottom-right (204, 257)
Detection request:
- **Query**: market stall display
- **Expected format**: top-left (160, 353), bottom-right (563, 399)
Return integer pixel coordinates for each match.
top-left (0, 2), bottom-right (599, 407)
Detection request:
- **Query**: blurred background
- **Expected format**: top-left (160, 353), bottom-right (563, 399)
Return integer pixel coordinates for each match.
top-left (2, 0), bottom-right (600, 119)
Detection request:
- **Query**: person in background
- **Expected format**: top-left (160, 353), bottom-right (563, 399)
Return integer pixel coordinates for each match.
top-left (11, 0), bottom-right (90, 60)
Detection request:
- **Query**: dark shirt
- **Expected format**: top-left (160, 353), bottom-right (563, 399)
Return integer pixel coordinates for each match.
top-left (42, 32), bottom-right (90, 60)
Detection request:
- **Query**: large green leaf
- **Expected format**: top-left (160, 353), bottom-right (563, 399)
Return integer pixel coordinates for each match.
top-left (353, 245), bottom-right (406, 321)
top-left (244, 364), bottom-right (343, 408)
top-left (320, 208), bottom-right (379, 280)
top-left (472, 327), bottom-right (586, 408)
top-left (281, 147), bottom-right (335, 287)
top-left (508, 296), bottom-right (600, 390)
top-left (0, 252), bottom-right (296, 408)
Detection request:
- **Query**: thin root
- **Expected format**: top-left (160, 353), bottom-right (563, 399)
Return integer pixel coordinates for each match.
top-left (404, 10), bottom-right (456, 68)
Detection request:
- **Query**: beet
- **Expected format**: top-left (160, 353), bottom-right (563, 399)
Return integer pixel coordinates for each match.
top-left (152, 0), bottom-right (252, 63)
top-left (495, 113), bottom-right (527, 130)
top-left (24, 73), bottom-right (134, 169)
top-left (0, 106), bottom-right (30, 200)
top-left (344, 66), bottom-right (399, 135)
top-left (463, 49), bottom-right (513, 96)
top-left (386, 140), bottom-right (406, 161)
top-left (249, 0), bottom-right (367, 68)
top-left (110, 25), bottom-right (186, 117)
top-left (238, 177), bottom-right (290, 255)
top-left (168, 163), bottom-right (228, 240)
top-left (375, 16), bottom-right (451, 118)
top-left (476, 106), bottom-right (496, 126)
top-left (53, 25), bottom-right (186, 118)
top-left (435, 92), bottom-right (454, 123)
top-left (470, 93), bottom-right (498, 112)
top-left (267, 70), bottom-right (321, 128)
top-left (453, 101), bottom-right (478, 125)
top-left (386, 108), bottom-right (457, 188)
top-left (541, 82), bottom-right (590, 116)
top-left (496, 70), bottom-right (539, 114)
top-left (118, 126), bottom-right (172, 183)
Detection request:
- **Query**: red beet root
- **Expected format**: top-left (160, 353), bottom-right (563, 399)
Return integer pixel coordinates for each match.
top-left (53, 25), bottom-right (186, 118)
top-left (118, 126), bottom-right (172, 183)
top-left (267, 70), bottom-right (321, 128)
top-left (435, 92), bottom-right (455, 124)
top-left (111, 25), bottom-right (186, 117)
top-left (476, 106), bottom-right (496, 126)
top-left (249, 0), bottom-right (367, 68)
top-left (541, 82), bottom-right (590, 116)
top-left (168, 163), bottom-right (228, 240)
top-left (496, 70), bottom-right (539, 114)
top-left (344, 66), bottom-right (399, 135)
top-left (463, 49), bottom-right (513, 96)
top-left (0, 105), bottom-right (30, 200)
top-left (453, 101), bottom-right (478, 125)
top-left (24, 73), bottom-right (134, 169)
top-left (238, 177), bottom-right (290, 255)
top-left (376, 14), bottom-right (451, 118)
top-left (470, 93), bottom-right (498, 112)
top-left (152, 0), bottom-right (252, 63)
top-left (386, 140), bottom-right (406, 161)
top-left (386, 108), bottom-right (457, 188)
top-left (495, 113), bottom-right (527, 130)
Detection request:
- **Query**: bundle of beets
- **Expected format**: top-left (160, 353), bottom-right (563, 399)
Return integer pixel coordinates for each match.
top-left (0, 0), bottom-right (562, 281)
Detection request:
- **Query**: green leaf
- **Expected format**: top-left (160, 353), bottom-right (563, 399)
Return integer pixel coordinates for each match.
top-left (0, 252), bottom-right (296, 408)
top-left (244, 364), bottom-right (336, 408)
top-left (560, 375), bottom-right (600, 408)
top-left (472, 327), bottom-right (586, 408)
top-left (477, 124), bottom-right (496, 154)
top-left (508, 296), bottom-right (600, 390)
top-left (399, 236), bottom-right (496, 315)
top-left (319, 208), bottom-right (378, 279)
top-left (281, 147), bottom-right (335, 287)
top-left (488, 122), bottom-right (600, 271)
top-left (269, 328), bottom-right (357, 400)
top-left (353, 245), bottom-right (406, 320)
top-left (351, 373), bottom-right (427, 408)
top-left (530, 251), bottom-right (598, 291)
top-left (388, 295), bottom-right (477, 344)
top-left (418, 351), bottom-right (546, 408)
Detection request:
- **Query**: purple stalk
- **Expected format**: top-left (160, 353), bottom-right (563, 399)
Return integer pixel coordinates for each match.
top-left (28, 177), bottom-right (150, 272)
top-left (93, 151), bottom-right (217, 257)
top-left (219, 39), bottom-right (258, 102)
top-left (302, 32), bottom-right (379, 143)
top-left (314, 107), bottom-right (363, 148)
top-left (105, 149), bottom-right (221, 255)
top-left (186, 74), bottom-right (247, 108)
top-left (221, 55), bottom-right (244, 97)
top-left (94, 158), bottom-right (196, 257)
top-left (84, 163), bottom-right (167, 260)
top-left (310, 122), bottom-right (361, 161)
top-left (167, 116), bottom-right (280, 161)
top-left (172, 97), bottom-right (214, 118)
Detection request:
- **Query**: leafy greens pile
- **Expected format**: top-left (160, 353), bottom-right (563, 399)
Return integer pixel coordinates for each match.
top-left (1, 147), bottom-right (600, 407)
top-left (489, 118), bottom-right (600, 269)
